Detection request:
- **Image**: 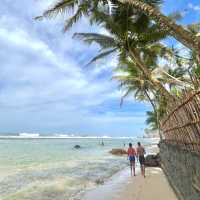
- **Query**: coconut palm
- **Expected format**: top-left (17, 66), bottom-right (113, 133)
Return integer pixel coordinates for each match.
top-left (112, 60), bottom-right (156, 107)
top-left (119, 0), bottom-right (200, 59)
top-left (36, 0), bottom-right (160, 31)
top-left (113, 60), bottom-right (165, 139)
top-left (74, 11), bottom-right (176, 141)
top-left (37, 0), bottom-right (200, 61)
top-left (73, 6), bottom-right (176, 100)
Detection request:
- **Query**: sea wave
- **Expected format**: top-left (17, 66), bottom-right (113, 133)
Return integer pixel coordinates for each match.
top-left (0, 158), bottom-right (127, 200)
top-left (0, 134), bottom-right (135, 139)
top-left (0, 138), bottom-right (158, 200)
top-left (19, 133), bottom-right (40, 137)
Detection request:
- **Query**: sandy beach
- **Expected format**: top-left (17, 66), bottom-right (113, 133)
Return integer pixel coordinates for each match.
top-left (83, 167), bottom-right (178, 200)
top-left (83, 143), bottom-right (178, 200)
top-left (116, 167), bottom-right (178, 200)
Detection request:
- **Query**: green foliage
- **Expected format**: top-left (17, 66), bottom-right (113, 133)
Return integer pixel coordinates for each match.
top-left (187, 22), bottom-right (200, 35)
top-left (146, 110), bottom-right (158, 130)
top-left (194, 65), bottom-right (200, 76)
top-left (36, 0), bottom-right (164, 32)
top-left (113, 63), bottom-right (155, 105)
top-left (37, 0), bottom-right (199, 133)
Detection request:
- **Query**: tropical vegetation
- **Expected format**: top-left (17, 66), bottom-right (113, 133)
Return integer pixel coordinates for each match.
top-left (37, 0), bottom-right (200, 139)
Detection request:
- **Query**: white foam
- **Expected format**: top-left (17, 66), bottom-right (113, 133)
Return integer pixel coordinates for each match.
top-left (0, 135), bottom-right (136, 139)
top-left (19, 133), bottom-right (40, 137)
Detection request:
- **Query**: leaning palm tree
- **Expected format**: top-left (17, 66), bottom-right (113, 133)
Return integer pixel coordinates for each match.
top-left (36, 0), bottom-right (190, 107)
top-left (114, 63), bottom-right (164, 139)
top-left (73, 7), bottom-right (176, 100)
top-left (74, 12), bottom-right (178, 141)
top-left (36, 0), bottom-right (160, 31)
top-left (113, 60), bottom-right (167, 140)
top-left (37, 0), bottom-right (200, 62)
top-left (37, 0), bottom-right (189, 107)
top-left (119, 0), bottom-right (200, 59)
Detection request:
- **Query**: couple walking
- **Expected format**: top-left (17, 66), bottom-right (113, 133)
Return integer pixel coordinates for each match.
top-left (127, 142), bottom-right (145, 177)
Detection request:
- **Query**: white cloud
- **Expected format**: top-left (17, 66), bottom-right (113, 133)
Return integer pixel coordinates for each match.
top-left (0, 0), bottom-right (149, 136)
top-left (0, 12), bottom-right (117, 108)
top-left (188, 3), bottom-right (200, 11)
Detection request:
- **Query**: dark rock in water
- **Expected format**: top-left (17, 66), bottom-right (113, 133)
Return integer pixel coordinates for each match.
top-left (109, 148), bottom-right (127, 156)
top-left (74, 145), bottom-right (81, 149)
top-left (145, 153), bottom-right (161, 167)
top-left (95, 179), bottom-right (104, 185)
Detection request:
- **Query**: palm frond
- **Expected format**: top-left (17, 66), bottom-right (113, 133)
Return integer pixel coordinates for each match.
top-left (90, 9), bottom-right (123, 36)
top-left (87, 48), bottom-right (117, 66)
top-left (120, 87), bottom-right (135, 106)
top-left (35, 0), bottom-right (77, 20)
top-left (63, 3), bottom-right (89, 31)
top-left (73, 32), bottom-right (117, 49)
top-left (145, 110), bottom-right (158, 130)
top-left (187, 23), bottom-right (200, 35)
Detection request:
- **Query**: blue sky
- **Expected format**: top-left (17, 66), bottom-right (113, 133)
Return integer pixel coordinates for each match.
top-left (0, 0), bottom-right (199, 136)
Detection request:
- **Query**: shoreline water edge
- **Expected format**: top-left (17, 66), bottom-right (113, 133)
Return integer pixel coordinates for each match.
top-left (81, 143), bottom-right (156, 200)
top-left (82, 143), bottom-right (178, 200)
top-left (0, 137), bottom-right (163, 200)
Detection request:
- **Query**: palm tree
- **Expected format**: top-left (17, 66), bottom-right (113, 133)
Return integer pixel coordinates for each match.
top-left (113, 61), bottom-right (165, 139)
top-left (35, 0), bottom-right (107, 31)
top-left (119, 0), bottom-right (200, 59)
top-left (73, 7), bottom-right (175, 100)
top-left (37, 0), bottom-right (200, 61)
top-left (112, 61), bottom-right (156, 107)
top-left (74, 10), bottom-right (178, 141)
top-left (165, 42), bottom-right (200, 90)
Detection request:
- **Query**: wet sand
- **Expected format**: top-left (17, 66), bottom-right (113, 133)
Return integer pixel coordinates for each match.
top-left (83, 167), bottom-right (178, 200)
top-left (116, 167), bottom-right (178, 200)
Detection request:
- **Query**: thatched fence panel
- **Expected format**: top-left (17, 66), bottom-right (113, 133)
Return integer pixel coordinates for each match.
top-left (161, 90), bottom-right (200, 152)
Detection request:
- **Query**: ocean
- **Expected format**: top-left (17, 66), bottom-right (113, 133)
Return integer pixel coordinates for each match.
top-left (0, 137), bottom-right (157, 200)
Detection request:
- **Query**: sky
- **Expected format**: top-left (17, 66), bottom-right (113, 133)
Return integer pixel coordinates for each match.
top-left (0, 0), bottom-right (199, 136)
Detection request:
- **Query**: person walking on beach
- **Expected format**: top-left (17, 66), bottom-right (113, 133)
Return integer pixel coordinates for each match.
top-left (137, 142), bottom-right (146, 178)
top-left (127, 143), bottom-right (136, 176)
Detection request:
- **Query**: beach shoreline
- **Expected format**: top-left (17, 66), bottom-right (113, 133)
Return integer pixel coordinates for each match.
top-left (82, 167), bottom-right (178, 200)
top-left (0, 138), bottom-right (165, 200)
top-left (82, 145), bottom-right (178, 200)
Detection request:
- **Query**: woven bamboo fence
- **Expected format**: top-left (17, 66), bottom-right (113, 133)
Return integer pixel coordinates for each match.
top-left (160, 90), bottom-right (200, 152)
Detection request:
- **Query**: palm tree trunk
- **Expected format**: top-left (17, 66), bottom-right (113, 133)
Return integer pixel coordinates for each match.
top-left (119, 0), bottom-right (200, 62)
top-left (144, 90), bottom-right (156, 113)
top-left (128, 49), bottom-right (174, 101)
